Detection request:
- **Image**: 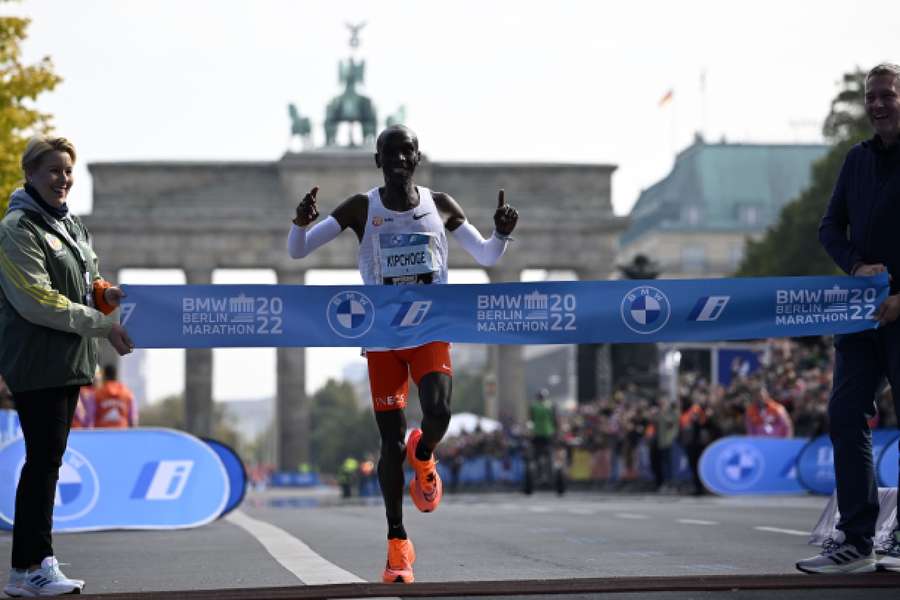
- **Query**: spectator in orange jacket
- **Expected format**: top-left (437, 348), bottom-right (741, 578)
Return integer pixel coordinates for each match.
top-left (93, 365), bottom-right (137, 429)
top-left (744, 384), bottom-right (793, 438)
top-left (72, 372), bottom-right (98, 429)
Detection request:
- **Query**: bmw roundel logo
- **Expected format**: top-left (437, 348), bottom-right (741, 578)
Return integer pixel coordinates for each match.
top-left (620, 286), bottom-right (671, 334)
top-left (16, 447), bottom-right (100, 522)
top-left (326, 291), bottom-right (375, 339)
top-left (715, 444), bottom-right (765, 490)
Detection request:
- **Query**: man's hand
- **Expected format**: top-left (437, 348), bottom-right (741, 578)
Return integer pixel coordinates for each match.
top-left (874, 294), bottom-right (900, 326)
top-left (493, 189), bottom-right (518, 236)
top-left (107, 323), bottom-right (134, 356)
top-left (293, 186), bottom-right (320, 227)
top-left (853, 262), bottom-right (888, 277)
top-left (103, 286), bottom-right (126, 310)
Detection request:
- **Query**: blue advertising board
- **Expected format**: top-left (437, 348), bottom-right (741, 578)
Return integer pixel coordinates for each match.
top-left (876, 434), bottom-right (899, 492)
top-left (270, 472), bottom-right (321, 487)
top-left (796, 430), bottom-right (898, 495)
top-left (0, 409), bottom-right (20, 446)
top-left (0, 428), bottom-right (228, 532)
top-left (717, 348), bottom-right (763, 387)
top-left (201, 438), bottom-right (247, 516)
top-left (699, 436), bottom-right (807, 495)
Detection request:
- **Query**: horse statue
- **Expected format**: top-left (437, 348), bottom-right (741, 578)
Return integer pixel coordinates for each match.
top-left (324, 56), bottom-right (377, 147)
top-left (288, 103), bottom-right (312, 150)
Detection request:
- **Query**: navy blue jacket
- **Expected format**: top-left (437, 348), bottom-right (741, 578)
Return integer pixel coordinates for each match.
top-left (819, 137), bottom-right (900, 294)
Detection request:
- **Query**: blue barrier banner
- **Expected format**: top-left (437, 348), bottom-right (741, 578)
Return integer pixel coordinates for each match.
top-left (434, 456), bottom-right (525, 485)
top-left (0, 428), bottom-right (228, 532)
top-left (796, 430), bottom-right (898, 495)
top-left (699, 436), bottom-right (807, 495)
top-left (877, 435), bottom-right (899, 489)
top-left (671, 443), bottom-right (694, 483)
top-left (270, 472), bottom-right (321, 487)
top-left (120, 274), bottom-right (888, 348)
top-left (0, 410), bottom-right (20, 446)
top-left (202, 438), bottom-right (247, 516)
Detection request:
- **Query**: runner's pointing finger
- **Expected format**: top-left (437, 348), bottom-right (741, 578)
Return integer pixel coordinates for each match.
top-left (497, 189), bottom-right (505, 208)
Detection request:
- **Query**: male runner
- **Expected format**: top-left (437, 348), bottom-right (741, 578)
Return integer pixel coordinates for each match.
top-left (287, 125), bottom-right (518, 583)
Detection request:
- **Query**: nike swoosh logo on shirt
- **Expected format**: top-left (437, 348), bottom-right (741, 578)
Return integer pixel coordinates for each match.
top-left (412, 212), bottom-right (431, 220)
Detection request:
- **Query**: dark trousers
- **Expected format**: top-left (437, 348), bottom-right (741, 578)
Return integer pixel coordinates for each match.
top-left (11, 386), bottom-right (79, 569)
top-left (829, 326), bottom-right (900, 550)
top-left (650, 444), bottom-right (673, 488)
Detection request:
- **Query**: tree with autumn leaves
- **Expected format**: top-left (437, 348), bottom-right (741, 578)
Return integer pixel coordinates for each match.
top-left (736, 69), bottom-right (870, 276)
top-left (1, 3), bottom-right (61, 214)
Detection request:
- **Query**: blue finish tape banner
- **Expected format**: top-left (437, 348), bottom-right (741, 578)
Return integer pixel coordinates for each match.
top-left (0, 428), bottom-right (228, 532)
top-left (699, 436), bottom-right (807, 495)
top-left (201, 438), bottom-right (247, 516)
top-left (120, 274), bottom-right (888, 348)
top-left (796, 430), bottom-right (898, 495)
top-left (0, 409), bottom-right (20, 446)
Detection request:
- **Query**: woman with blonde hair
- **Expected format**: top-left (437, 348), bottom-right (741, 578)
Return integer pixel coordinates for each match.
top-left (0, 135), bottom-right (133, 596)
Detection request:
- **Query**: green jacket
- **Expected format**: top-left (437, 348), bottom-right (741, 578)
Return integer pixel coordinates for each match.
top-left (0, 188), bottom-right (116, 393)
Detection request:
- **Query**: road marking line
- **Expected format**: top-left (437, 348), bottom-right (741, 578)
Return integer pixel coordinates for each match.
top-left (754, 526), bottom-right (809, 536)
top-left (567, 508), bottom-right (596, 515)
top-left (528, 505), bottom-right (552, 513)
top-left (615, 513), bottom-right (649, 520)
top-left (227, 510), bottom-right (364, 585)
top-left (677, 519), bottom-right (718, 525)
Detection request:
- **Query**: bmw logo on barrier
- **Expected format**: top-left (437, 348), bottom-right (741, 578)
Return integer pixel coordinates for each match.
top-left (715, 443), bottom-right (764, 491)
top-left (620, 286), bottom-right (671, 334)
top-left (18, 448), bottom-right (100, 522)
top-left (326, 291), bottom-right (375, 339)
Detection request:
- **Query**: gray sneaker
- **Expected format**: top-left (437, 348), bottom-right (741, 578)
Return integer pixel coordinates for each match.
top-left (796, 531), bottom-right (876, 574)
top-left (3, 569), bottom-right (27, 598)
top-left (876, 529), bottom-right (900, 572)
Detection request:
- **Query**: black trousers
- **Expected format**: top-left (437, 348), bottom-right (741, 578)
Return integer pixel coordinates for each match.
top-left (11, 385), bottom-right (79, 569)
top-left (829, 325), bottom-right (900, 549)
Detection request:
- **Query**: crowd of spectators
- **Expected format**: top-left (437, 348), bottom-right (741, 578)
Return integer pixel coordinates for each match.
top-left (436, 338), bottom-right (898, 493)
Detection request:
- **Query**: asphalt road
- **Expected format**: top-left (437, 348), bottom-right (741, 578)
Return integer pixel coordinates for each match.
top-left (2, 488), bottom-right (898, 599)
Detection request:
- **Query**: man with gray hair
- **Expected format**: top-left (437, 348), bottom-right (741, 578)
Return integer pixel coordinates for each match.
top-left (797, 63), bottom-right (900, 574)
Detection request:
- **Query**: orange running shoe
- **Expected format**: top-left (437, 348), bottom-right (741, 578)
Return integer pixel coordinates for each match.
top-left (383, 538), bottom-right (416, 583)
top-left (406, 428), bottom-right (443, 512)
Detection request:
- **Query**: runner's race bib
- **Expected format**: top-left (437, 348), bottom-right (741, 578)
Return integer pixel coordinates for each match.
top-left (375, 233), bottom-right (439, 285)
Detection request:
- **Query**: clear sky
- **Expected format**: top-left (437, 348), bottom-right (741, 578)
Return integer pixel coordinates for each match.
top-left (8, 0), bottom-right (899, 402)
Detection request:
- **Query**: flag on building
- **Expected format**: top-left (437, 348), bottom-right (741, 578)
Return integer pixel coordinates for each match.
top-left (658, 89), bottom-right (673, 107)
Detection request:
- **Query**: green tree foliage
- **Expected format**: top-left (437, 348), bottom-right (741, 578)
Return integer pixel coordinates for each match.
top-left (736, 69), bottom-right (870, 276)
top-left (139, 394), bottom-right (242, 450)
top-left (0, 5), bottom-right (61, 214)
top-left (309, 379), bottom-right (380, 474)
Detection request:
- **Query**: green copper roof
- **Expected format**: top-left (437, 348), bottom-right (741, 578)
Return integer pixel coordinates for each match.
top-left (621, 137), bottom-right (828, 246)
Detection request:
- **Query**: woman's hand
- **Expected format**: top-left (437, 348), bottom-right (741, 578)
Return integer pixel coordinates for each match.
top-left (107, 323), bottom-right (134, 355)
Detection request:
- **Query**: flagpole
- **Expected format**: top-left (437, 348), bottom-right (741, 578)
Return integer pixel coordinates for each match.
top-left (670, 92), bottom-right (677, 158)
top-left (699, 68), bottom-right (708, 140)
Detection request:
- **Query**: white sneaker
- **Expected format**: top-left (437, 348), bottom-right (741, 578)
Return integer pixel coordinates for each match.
top-left (18, 557), bottom-right (84, 596)
top-left (3, 569), bottom-right (29, 598)
top-left (796, 531), bottom-right (876, 574)
top-left (876, 528), bottom-right (900, 572)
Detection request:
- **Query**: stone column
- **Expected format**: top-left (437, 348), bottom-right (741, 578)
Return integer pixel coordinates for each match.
top-left (275, 269), bottom-right (309, 471)
top-left (184, 268), bottom-right (213, 437)
top-left (575, 268), bottom-right (613, 403)
top-left (486, 267), bottom-right (525, 425)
